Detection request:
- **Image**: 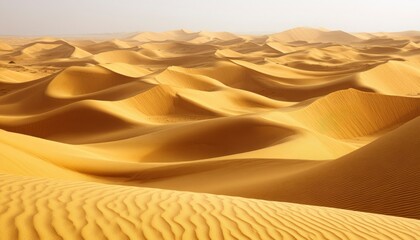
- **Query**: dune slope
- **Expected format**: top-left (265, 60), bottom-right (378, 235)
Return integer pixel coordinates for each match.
top-left (0, 173), bottom-right (419, 240)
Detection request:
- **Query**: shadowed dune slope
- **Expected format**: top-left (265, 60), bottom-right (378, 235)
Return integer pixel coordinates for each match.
top-left (99, 62), bottom-right (152, 78)
top-left (86, 116), bottom-right (296, 162)
top-left (0, 102), bottom-right (138, 141)
top-left (119, 117), bottom-right (420, 219)
top-left (46, 65), bottom-right (140, 98)
top-left (115, 84), bottom-right (221, 118)
top-left (235, 117), bottom-right (420, 219)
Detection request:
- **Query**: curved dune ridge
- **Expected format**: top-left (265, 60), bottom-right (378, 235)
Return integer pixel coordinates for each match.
top-left (81, 39), bottom-right (132, 54)
top-left (358, 60), bottom-right (420, 95)
top-left (0, 28), bottom-right (420, 239)
top-left (0, 101), bottom-right (138, 140)
top-left (5, 40), bottom-right (91, 61)
top-left (46, 65), bottom-right (140, 98)
top-left (0, 173), bottom-right (419, 240)
top-left (290, 89), bottom-right (420, 138)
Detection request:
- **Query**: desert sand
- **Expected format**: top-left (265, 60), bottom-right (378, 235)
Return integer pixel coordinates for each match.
top-left (0, 27), bottom-right (419, 239)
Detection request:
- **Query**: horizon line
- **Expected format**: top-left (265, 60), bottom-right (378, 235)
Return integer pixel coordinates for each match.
top-left (1, 27), bottom-right (419, 38)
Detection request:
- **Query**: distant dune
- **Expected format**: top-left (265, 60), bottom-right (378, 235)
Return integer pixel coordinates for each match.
top-left (0, 28), bottom-right (419, 239)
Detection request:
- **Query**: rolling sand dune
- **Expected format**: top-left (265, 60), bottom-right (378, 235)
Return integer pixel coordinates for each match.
top-left (358, 60), bottom-right (420, 95)
top-left (290, 89), bottom-right (420, 138)
top-left (0, 68), bottom-right (44, 83)
top-left (4, 40), bottom-right (91, 61)
top-left (81, 39), bottom-right (132, 54)
top-left (140, 117), bottom-right (419, 218)
top-left (93, 50), bottom-right (152, 65)
top-left (83, 117), bottom-right (420, 219)
top-left (1, 173), bottom-right (419, 240)
top-left (1, 28), bottom-right (420, 239)
top-left (45, 65), bottom-right (142, 98)
top-left (269, 27), bottom-right (362, 44)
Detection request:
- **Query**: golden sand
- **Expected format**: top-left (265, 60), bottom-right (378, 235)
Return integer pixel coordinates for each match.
top-left (0, 28), bottom-right (419, 239)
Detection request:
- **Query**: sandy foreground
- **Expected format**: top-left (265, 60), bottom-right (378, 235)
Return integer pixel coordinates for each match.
top-left (0, 27), bottom-right (419, 239)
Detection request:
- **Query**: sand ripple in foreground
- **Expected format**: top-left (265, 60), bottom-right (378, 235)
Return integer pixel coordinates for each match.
top-left (0, 173), bottom-right (419, 240)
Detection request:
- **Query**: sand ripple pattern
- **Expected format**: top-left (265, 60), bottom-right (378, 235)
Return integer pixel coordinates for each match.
top-left (0, 173), bottom-right (419, 240)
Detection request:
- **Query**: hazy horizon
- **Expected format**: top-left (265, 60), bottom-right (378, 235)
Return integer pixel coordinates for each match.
top-left (1, 0), bottom-right (419, 36)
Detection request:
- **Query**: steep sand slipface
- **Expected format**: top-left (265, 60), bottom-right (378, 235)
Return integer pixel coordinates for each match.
top-left (0, 28), bottom-right (420, 239)
top-left (0, 174), bottom-right (419, 240)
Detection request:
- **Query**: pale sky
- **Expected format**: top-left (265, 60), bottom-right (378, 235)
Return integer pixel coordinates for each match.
top-left (0, 0), bottom-right (419, 36)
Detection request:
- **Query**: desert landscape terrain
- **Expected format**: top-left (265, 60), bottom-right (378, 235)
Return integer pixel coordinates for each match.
top-left (0, 27), bottom-right (419, 239)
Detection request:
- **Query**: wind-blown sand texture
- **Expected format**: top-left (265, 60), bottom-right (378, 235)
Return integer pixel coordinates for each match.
top-left (0, 27), bottom-right (420, 239)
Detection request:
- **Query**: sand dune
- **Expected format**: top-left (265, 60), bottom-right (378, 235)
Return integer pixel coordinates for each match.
top-left (290, 89), bottom-right (420, 138)
top-left (97, 117), bottom-right (420, 219)
top-left (131, 29), bottom-right (199, 42)
top-left (275, 116), bottom-right (420, 219)
top-left (0, 41), bottom-right (13, 51)
top-left (1, 29), bottom-right (420, 239)
top-left (116, 84), bottom-right (220, 118)
top-left (46, 65), bottom-right (142, 98)
top-left (155, 66), bottom-right (225, 90)
top-left (81, 39), bottom-right (132, 53)
top-left (141, 42), bottom-right (216, 55)
top-left (93, 49), bottom-right (152, 65)
top-left (99, 62), bottom-right (152, 78)
top-left (371, 31), bottom-right (420, 42)
top-left (358, 60), bottom-right (420, 96)
top-left (270, 27), bottom-right (362, 44)
top-left (199, 31), bottom-right (240, 41)
top-left (1, 173), bottom-right (419, 240)
top-left (89, 116), bottom-right (296, 162)
top-left (0, 68), bottom-right (44, 83)
top-left (4, 40), bottom-right (91, 61)
top-left (270, 27), bottom-right (327, 43)
top-left (0, 101), bottom-right (138, 141)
